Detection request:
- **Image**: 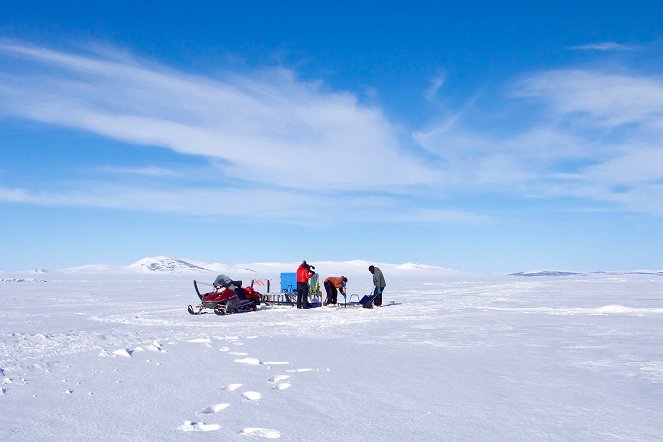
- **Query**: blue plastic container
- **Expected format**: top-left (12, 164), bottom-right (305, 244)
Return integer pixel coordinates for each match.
top-left (280, 272), bottom-right (297, 293)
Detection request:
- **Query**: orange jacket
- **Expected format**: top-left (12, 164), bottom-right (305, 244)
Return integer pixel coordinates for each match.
top-left (324, 276), bottom-right (347, 293)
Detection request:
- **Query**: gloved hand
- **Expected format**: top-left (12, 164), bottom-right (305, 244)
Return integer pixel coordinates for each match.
top-left (377, 289), bottom-right (382, 295)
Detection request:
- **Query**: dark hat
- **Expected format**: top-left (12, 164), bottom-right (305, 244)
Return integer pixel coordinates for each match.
top-left (368, 265), bottom-right (375, 273)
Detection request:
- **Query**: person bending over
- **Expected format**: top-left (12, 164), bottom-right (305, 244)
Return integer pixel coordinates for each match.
top-left (323, 276), bottom-right (347, 305)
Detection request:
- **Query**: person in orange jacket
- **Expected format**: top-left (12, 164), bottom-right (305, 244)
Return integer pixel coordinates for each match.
top-left (323, 276), bottom-right (347, 305)
top-left (296, 260), bottom-right (315, 309)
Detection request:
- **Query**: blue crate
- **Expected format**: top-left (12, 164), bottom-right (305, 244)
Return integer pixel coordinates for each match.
top-left (280, 272), bottom-right (297, 293)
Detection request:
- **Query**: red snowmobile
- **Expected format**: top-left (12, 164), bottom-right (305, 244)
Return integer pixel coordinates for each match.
top-left (188, 277), bottom-right (261, 315)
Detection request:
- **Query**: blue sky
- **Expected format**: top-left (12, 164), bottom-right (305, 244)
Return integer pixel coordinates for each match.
top-left (1, 0), bottom-right (663, 272)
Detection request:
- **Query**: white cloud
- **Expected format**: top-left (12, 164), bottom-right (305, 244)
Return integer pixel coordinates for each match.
top-left (424, 71), bottom-right (446, 102)
top-left (99, 166), bottom-right (179, 177)
top-left (0, 182), bottom-right (488, 225)
top-left (3, 40), bottom-right (663, 218)
top-left (515, 69), bottom-right (663, 127)
top-left (569, 42), bottom-right (641, 51)
top-left (412, 68), bottom-right (663, 214)
top-left (0, 41), bottom-right (436, 193)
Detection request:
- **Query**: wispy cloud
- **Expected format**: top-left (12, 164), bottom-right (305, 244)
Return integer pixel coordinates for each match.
top-left (424, 70), bottom-right (446, 102)
top-left (3, 39), bottom-right (663, 219)
top-left (413, 68), bottom-right (663, 214)
top-left (0, 182), bottom-right (488, 225)
top-left (99, 166), bottom-right (180, 177)
top-left (514, 69), bottom-right (663, 127)
top-left (0, 41), bottom-right (436, 194)
top-left (569, 41), bottom-right (642, 51)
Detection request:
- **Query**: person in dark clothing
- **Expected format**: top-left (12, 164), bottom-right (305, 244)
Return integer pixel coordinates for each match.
top-left (296, 260), bottom-right (315, 309)
top-left (323, 276), bottom-right (347, 305)
top-left (368, 265), bottom-right (386, 306)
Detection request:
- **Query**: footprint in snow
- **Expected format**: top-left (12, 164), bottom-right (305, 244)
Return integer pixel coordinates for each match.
top-left (179, 420), bottom-right (221, 432)
top-left (235, 357), bottom-right (260, 365)
top-left (187, 338), bottom-right (212, 344)
top-left (286, 368), bottom-right (312, 373)
top-left (229, 351), bottom-right (248, 356)
top-left (268, 375), bottom-right (290, 383)
top-left (145, 341), bottom-right (165, 352)
top-left (219, 347), bottom-right (230, 352)
top-left (112, 348), bottom-right (132, 358)
top-left (241, 391), bottom-right (262, 401)
top-left (240, 427), bottom-right (281, 439)
top-left (201, 403), bottom-right (230, 414)
top-left (226, 383), bottom-right (243, 391)
top-left (187, 338), bottom-right (213, 347)
top-left (268, 375), bottom-right (291, 390)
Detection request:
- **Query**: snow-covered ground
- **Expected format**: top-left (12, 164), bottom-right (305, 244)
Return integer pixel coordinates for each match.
top-left (1, 264), bottom-right (662, 441)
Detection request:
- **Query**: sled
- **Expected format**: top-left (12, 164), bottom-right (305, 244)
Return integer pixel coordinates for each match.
top-left (336, 292), bottom-right (360, 307)
top-left (188, 280), bottom-right (261, 316)
top-left (259, 272), bottom-right (322, 307)
top-left (338, 292), bottom-right (379, 308)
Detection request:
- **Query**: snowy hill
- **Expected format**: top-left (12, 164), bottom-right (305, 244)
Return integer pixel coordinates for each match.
top-left (592, 270), bottom-right (663, 276)
top-left (17, 257), bottom-right (663, 279)
top-left (126, 256), bottom-right (213, 273)
top-left (511, 269), bottom-right (663, 277)
top-left (61, 264), bottom-right (126, 273)
top-left (510, 270), bottom-right (585, 277)
top-left (48, 257), bottom-right (469, 280)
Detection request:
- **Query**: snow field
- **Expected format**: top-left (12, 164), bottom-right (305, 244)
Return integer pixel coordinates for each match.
top-left (0, 272), bottom-right (662, 440)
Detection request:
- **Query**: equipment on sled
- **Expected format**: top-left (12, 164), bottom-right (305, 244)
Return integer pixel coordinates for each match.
top-left (188, 275), bottom-right (261, 315)
top-left (308, 272), bottom-right (322, 306)
top-left (257, 272), bottom-right (322, 307)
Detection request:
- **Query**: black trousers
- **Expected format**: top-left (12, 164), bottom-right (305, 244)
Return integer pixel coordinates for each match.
top-left (373, 287), bottom-right (384, 306)
top-left (324, 281), bottom-right (338, 304)
top-left (297, 282), bottom-right (309, 308)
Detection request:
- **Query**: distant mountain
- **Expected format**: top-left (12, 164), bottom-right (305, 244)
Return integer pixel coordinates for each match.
top-left (50, 256), bottom-right (469, 278)
top-left (127, 256), bottom-right (213, 273)
top-left (1, 277), bottom-right (47, 283)
top-left (591, 270), bottom-right (663, 276)
top-left (61, 264), bottom-right (125, 273)
top-left (510, 270), bottom-right (585, 277)
top-left (396, 262), bottom-right (449, 271)
top-left (511, 269), bottom-right (663, 277)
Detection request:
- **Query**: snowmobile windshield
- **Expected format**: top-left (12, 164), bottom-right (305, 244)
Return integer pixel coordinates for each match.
top-left (213, 274), bottom-right (233, 288)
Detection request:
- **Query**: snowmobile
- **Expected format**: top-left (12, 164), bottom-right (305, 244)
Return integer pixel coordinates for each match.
top-left (188, 277), bottom-right (261, 316)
